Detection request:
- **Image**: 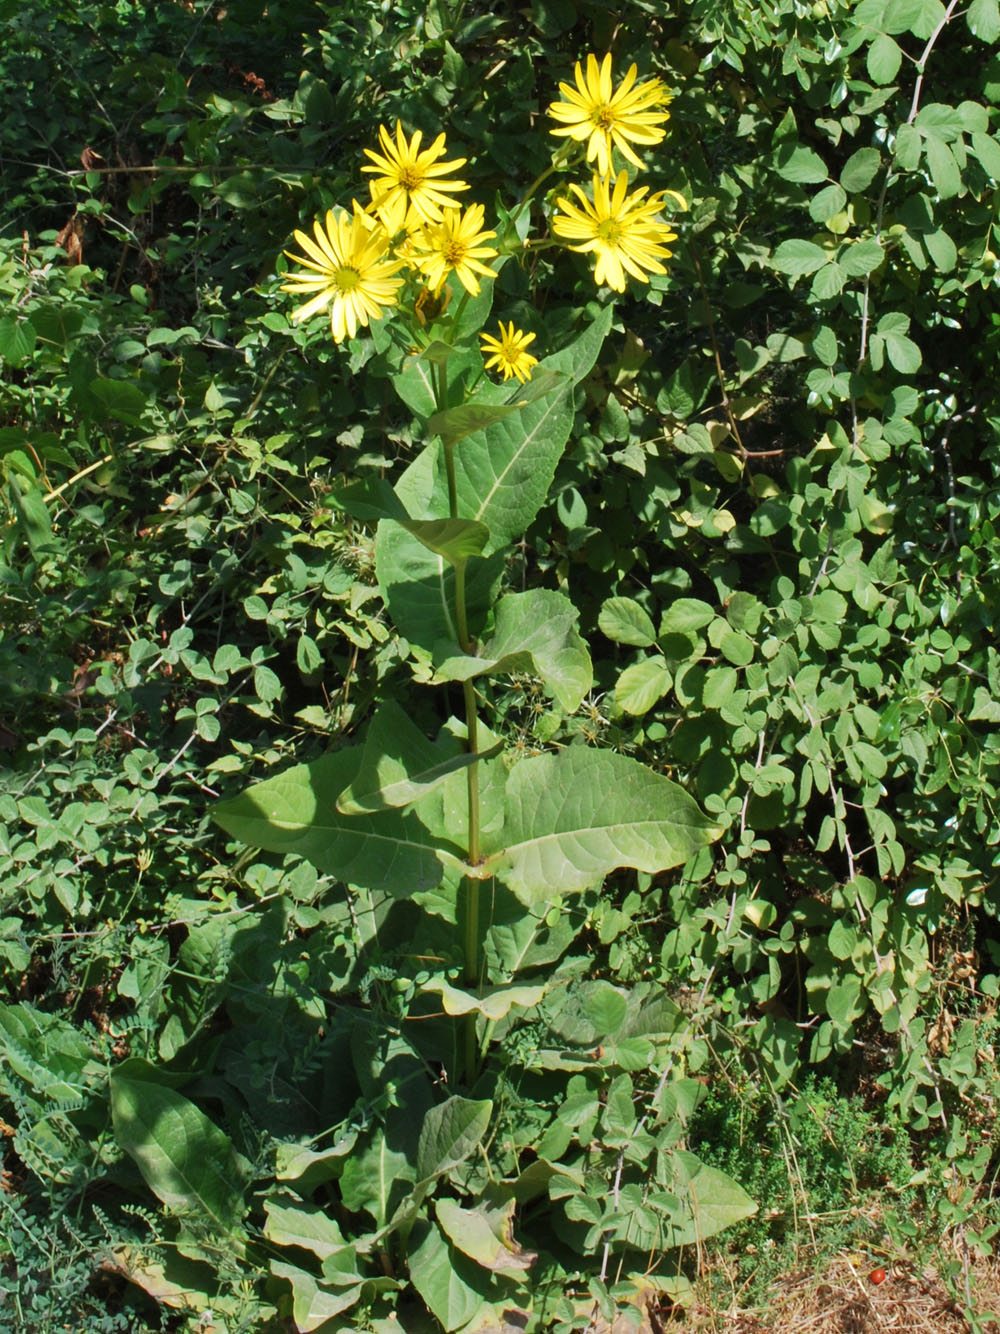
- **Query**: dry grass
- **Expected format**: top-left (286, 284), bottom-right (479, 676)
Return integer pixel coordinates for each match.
top-left (650, 1247), bottom-right (1000, 1334)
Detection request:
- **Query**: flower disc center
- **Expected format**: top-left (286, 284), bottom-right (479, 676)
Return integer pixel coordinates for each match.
top-left (335, 266), bottom-right (362, 292)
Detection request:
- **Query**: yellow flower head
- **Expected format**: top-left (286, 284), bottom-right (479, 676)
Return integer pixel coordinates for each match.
top-left (548, 53), bottom-right (671, 176)
top-left (281, 204), bottom-right (405, 343)
top-left (412, 203), bottom-right (498, 296)
top-left (551, 170), bottom-right (679, 292)
top-left (362, 121), bottom-right (470, 235)
top-left (480, 321), bottom-right (539, 383)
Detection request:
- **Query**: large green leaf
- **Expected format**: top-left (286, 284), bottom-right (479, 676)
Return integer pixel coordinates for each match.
top-left (482, 748), bottom-right (721, 905)
top-left (340, 1127), bottom-right (415, 1228)
top-left (391, 340), bottom-right (483, 419)
top-left (461, 309), bottom-right (612, 553)
top-left (407, 1220), bottom-right (492, 1332)
top-left (374, 310), bottom-right (611, 646)
top-left (110, 1059), bottom-right (249, 1229)
top-left (664, 1151), bottom-right (758, 1245)
top-left (436, 1197), bottom-right (536, 1272)
top-left (269, 1261), bottom-right (362, 1331)
top-left (416, 1096), bottom-right (493, 1181)
top-left (212, 749), bottom-right (464, 895)
top-left (263, 1195), bottom-right (348, 1260)
top-left (374, 519), bottom-right (505, 650)
top-left (432, 588), bottom-right (593, 712)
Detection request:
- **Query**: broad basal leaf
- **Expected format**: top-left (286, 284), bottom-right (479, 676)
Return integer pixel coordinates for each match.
top-left (483, 748), bottom-right (722, 905)
top-left (110, 1060), bottom-right (249, 1230)
top-left (269, 1261), bottom-right (363, 1332)
top-left (416, 1096), bottom-right (493, 1181)
top-left (436, 1197), bottom-right (537, 1273)
top-left (432, 588), bottom-right (592, 712)
top-left (263, 1195), bottom-right (348, 1261)
top-left (408, 1220), bottom-right (492, 1333)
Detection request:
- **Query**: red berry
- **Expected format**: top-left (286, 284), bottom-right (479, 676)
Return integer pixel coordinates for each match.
top-left (869, 1267), bottom-right (887, 1285)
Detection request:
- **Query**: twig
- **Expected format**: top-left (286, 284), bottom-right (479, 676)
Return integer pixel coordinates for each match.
top-left (686, 240), bottom-right (746, 456)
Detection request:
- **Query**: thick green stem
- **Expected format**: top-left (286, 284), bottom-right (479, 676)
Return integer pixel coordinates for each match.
top-left (452, 542), bottom-right (481, 1081)
top-left (461, 678), bottom-right (481, 1082)
top-left (462, 682), bottom-right (480, 868)
top-left (444, 440), bottom-right (459, 523)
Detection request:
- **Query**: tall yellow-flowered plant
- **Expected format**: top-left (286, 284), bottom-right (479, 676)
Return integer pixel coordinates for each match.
top-left (280, 51), bottom-right (685, 358)
top-left (548, 52), bottom-right (686, 293)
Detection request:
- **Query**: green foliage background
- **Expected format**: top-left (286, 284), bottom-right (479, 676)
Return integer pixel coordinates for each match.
top-left (1, 0), bottom-right (999, 1329)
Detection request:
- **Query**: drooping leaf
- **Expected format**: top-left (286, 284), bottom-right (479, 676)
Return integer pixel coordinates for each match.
top-left (484, 748), bottom-right (722, 905)
top-left (337, 700), bottom-right (499, 815)
top-left (420, 978), bottom-right (547, 1021)
top-left (436, 1197), bottom-right (537, 1272)
top-left (110, 1059), bottom-right (249, 1230)
top-left (407, 1220), bottom-right (492, 1332)
top-left (398, 517), bottom-right (490, 568)
top-left (432, 588), bottom-right (592, 712)
top-left (263, 1195), bottom-right (348, 1260)
top-left (269, 1261), bottom-right (363, 1331)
